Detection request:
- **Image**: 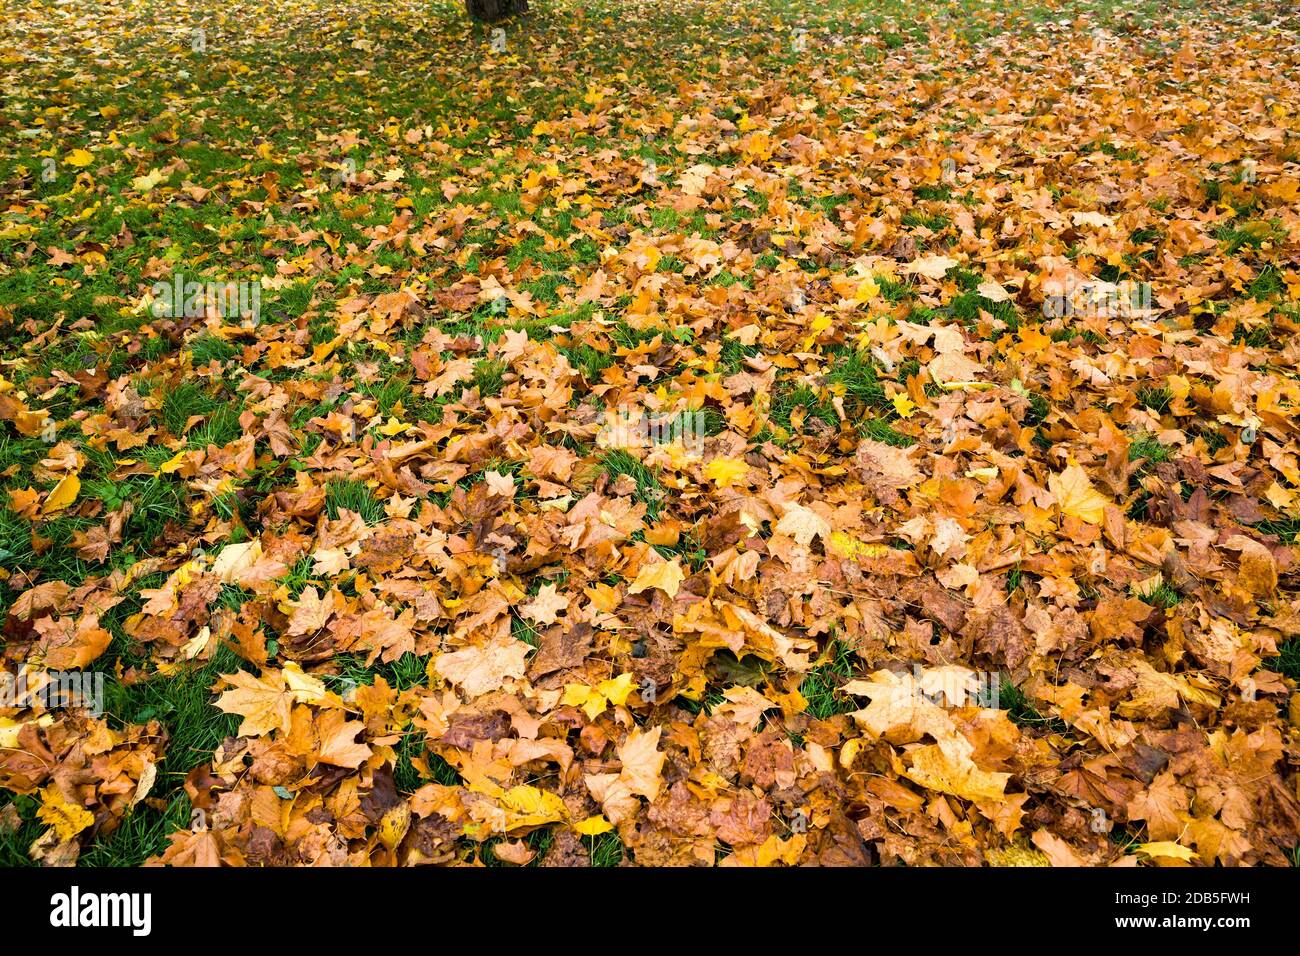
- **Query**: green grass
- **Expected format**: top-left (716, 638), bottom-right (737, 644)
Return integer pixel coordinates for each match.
top-left (1134, 581), bottom-right (1181, 609)
top-left (599, 450), bottom-right (664, 520)
top-left (79, 793), bottom-right (194, 868)
top-left (0, 794), bottom-right (45, 866)
top-left (859, 417), bottom-right (914, 447)
top-left (1214, 220), bottom-right (1282, 255)
top-left (1267, 638), bottom-right (1300, 681)
top-left (0, 645), bottom-right (247, 867)
top-left (1128, 433), bottom-right (1172, 465)
top-left (1006, 565), bottom-right (1023, 594)
top-left (187, 404), bottom-right (243, 450)
top-left (0, 0), bottom-right (1295, 872)
top-left (719, 336), bottom-right (761, 373)
top-left (512, 613), bottom-right (542, 649)
top-left (333, 651), bottom-right (430, 692)
top-left (101, 644), bottom-right (244, 781)
top-left (1136, 386), bottom-right (1173, 415)
top-left (826, 349), bottom-right (887, 413)
top-left (1024, 392), bottom-right (1051, 426)
top-left (362, 375), bottom-right (417, 416)
top-left (769, 383), bottom-right (837, 435)
top-left (901, 210), bottom-right (949, 233)
top-left (561, 344), bottom-right (615, 382)
top-left (585, 830), bottom-right (625, 867)
top-left (276, 555), bottom-right (319, 601)
top-left (189, 333), bottom-right (239, 365)
top-left (1247, 266), bottom-right (1284, 300)
top-left (799, 641), bottom-right (858, 720)
top-left (324, 479), bottom-right (386, 525)
top-left (0, 465), bottom-right (185, 600)
top-left (479, 826), bottom-right (558, 866)
top-left (160, 380), bottom-right (220, 439)
top-left (653, 529), bottom-right (710, 573)
top-left (471, 358), bottom-right (508, 397)
top-left (999, 678), bottom-right (1069, 734)
top-left (1255, 517), bottom-right (1300, 543)
top-left (393, 734), bottom-right (461, 793)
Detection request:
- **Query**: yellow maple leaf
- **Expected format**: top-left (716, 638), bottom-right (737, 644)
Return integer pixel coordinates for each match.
top-left (704, 456), bottom-right (749, 487)
top-left (282, 661), bottom-right (328, 704)
top-left (65, 148), bottom-right (94, 168)
top-left (600, 672), bottom-right (636, 707)
top-left (892, 392), bottom-right (917, 418)
top-left (1135, 841), bottom-right (1197, 862)
top-left (904, 254), bottom-right (959, 281)
top-left (37, 786), bottom-right (94, 841)
top-left (158, 449), bottom-right (190, 475)
top-left (41, 474), bottom-right (80, 515)
top-left (210, 540), bottom-right (262, 584)
top-left (0, 715), bottom-right (51, 749)
top-left (774, 504), bottom-right (830, 546)
top-left (828, 531), bottom-right (890, 561)
top-left (1168, 374), bottom-right (1191, 402)
top-left (561, 672), bottom-right (635, 719)
top-left (561, 683), bottom-right (604, 719)
top-left (853, 276), bottom-right (880, 304)
top-left (498, 785), bottom-right (568, 829)
top-left (617, 725), bottom-right (665, 801)
top-left (801, 313), bottom-right (832, 350)
top-left (311, 335), bottom-right (343, 363)
top-left (904, 743), bottom-right (1010, 803)
top-left (627, 557), bottom-right (684, 599)
top-left (131, 168), bottom-right (166, 192)
top-left (378, 804), bottom-right (411, 850)
top-left (573, 814), bottom-right (614, 836)
top-left (724, 833), bottom-right (807, 866)
top-left (214, 669), bottom-right (293, 737)
top-left (0, 223), bottom-right (36, 241)
top-left (1048, 464), bottom-right (1109, 524)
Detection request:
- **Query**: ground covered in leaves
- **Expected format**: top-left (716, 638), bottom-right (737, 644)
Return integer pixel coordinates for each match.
top-left (1, 0), bottom-right (1299, 867)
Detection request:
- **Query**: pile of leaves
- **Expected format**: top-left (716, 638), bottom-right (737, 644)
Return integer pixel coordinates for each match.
top-left (1, 0), bottom-right (1298, 866)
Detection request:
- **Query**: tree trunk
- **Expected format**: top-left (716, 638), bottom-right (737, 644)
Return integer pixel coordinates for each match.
top-left (465, 0), bottom-right (528, 22)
